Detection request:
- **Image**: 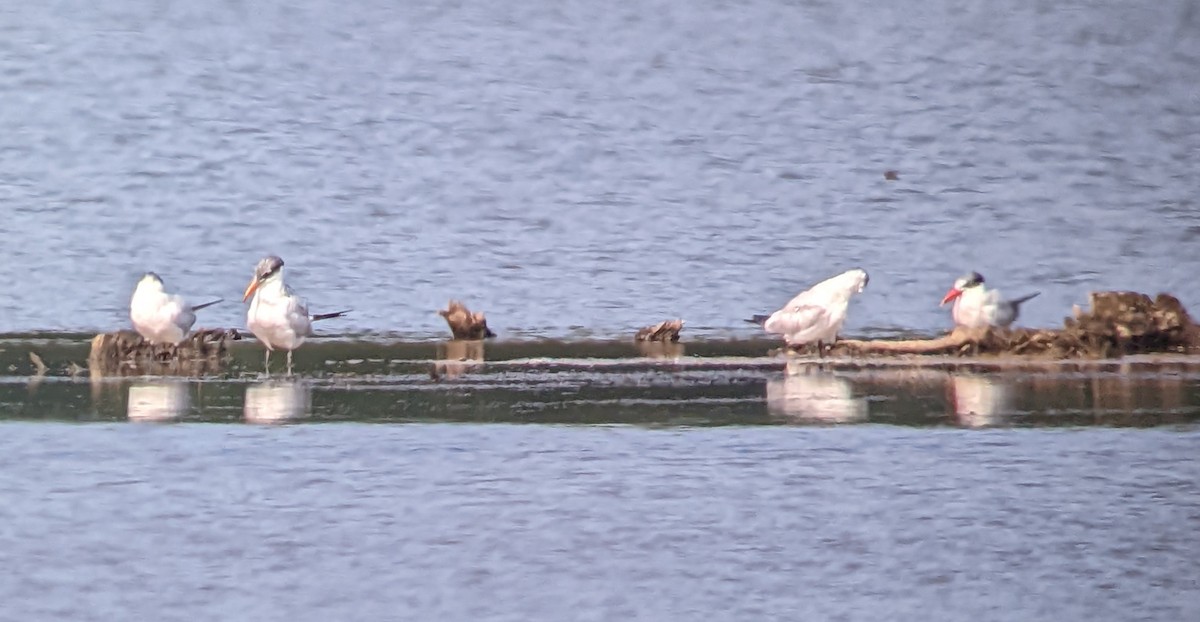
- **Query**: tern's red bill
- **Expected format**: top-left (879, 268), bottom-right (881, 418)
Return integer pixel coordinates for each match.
top-left (940, 288), bottom-right (962, 306)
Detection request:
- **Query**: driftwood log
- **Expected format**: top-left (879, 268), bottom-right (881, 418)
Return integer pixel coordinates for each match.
top-left (89, 328), bottom-right (242, 376)
top-left (635, 319), bottom-right (684, 342)
top-left (833, 292), bottom-right (1199, 359)
top-left (438, 301), bottom-right (496, 340)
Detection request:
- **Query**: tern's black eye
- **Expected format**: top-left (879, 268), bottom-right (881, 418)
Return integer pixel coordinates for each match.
top-left (960, 272), bottom-right (984, 288)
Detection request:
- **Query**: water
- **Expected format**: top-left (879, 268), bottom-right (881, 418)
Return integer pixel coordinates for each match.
top-left (0, 0), bottom-right (1198, 338)
top-left (1, 421), bottom-right (1198, 621)
top-left (3, 1), bottom-right (1200, 618)
top-left (4, 347), bottom-right (1200, 620)
top-left (7, 339), bottom-right (1200, 427)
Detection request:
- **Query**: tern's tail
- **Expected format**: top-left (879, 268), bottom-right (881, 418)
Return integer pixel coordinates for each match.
top-left (192, 298), bottom-right (223, 312)
top-left (1010, 292), bottom-right (1040, 307)
top-left (312, 309), bottom-right (351, 322)
top-left (745, 314), bottom-right (770, 327)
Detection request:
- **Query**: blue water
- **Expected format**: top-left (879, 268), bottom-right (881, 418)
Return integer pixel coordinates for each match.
top-left (0, 423), bottom-right (1197, 621)
top-left (0, 0), bottom-right (1197, 338)
top-left (3, 1), bottom-right (1200, 619)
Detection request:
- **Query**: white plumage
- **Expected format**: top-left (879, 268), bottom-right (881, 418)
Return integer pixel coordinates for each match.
top-left (243, 255), bottom-right (347, 376)
top-left (750, 268), bottom-right (869, 348)
top-left (130, 273), bottom-right (220, 345)
top-left (941, 272), bottom-right (1038, 329)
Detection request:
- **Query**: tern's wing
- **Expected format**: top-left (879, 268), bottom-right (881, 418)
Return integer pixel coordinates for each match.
top-left (780, 270), bottom-right (863, 309)
top-left (190, 298), bottom-right (223, 312)
top-left (979, 288), bottom-right (1019, 327)
top-left (781, 286), bottom-right (823, 310)
top-left (280, 283), bottom-right (310, 314)
top-left (164, 294), bottom-right (197, 333)
top-left (1008, 292), bottom-right (1040, 307)
top-left (989, 290), bottom-right (1039, 327)
top-left (282, 287), bottom-right (315, 336)
top-left (763, 305), bottom-right (829, 340)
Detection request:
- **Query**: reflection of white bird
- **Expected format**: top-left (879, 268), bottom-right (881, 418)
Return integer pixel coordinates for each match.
top-left (949, 374), bottom-right (1014, 428)
top-left (940, 271), bottom-right (1038, 328)
top-left (244, 380), bottom-right (312, 424)
top-left (243, 256), bottom-right (348, 376)
top-left (130, 273), bottom-right (222, 345)
top-left (747, 269), bottom-right (869, 352)
top-left (766, 363), bottom-right (868, 423)
top-left (127, 381), bottom-right (191, 422)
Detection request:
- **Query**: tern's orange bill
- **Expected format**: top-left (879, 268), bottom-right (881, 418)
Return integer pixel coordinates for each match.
top-left (242, 279), bottom-right (260, 302)
top-left (940, 288), bottom-right (962, 306)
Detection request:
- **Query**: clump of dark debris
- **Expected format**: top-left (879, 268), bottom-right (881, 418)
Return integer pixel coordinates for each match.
top-left (438, 300), bottom-right (496, 340)
top-left (635, 319), bottom-right (684, 342)
top-left (89, 328), bottom-right (242, 375)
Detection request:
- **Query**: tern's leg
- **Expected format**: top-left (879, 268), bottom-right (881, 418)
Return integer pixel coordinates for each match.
top-left (816, 340), bottom-right (825, 359)
top-left (286, 350), bottom-right (293, 377)
top-left (263, 349), bottom-right (271, 378)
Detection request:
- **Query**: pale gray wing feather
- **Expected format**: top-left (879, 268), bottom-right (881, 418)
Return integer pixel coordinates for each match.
top-left (763, 305), bottom-right (830, 342)
top-left (283, 285), bottom-right (315, 337)
top-left (166, 294), bottom-right (197, 334)
top-left (781, 288), bottom-right (822, 310)
top-left (781, 271), bottom-right (859, 309)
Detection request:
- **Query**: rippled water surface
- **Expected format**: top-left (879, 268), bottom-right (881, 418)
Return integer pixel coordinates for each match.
top-left (3, 1), bottom-right (1200, 619)
top-left (0, 0), bottom-right (1198, 338)
top-left (2, 347), bottom-right (1200, 621)
top-left (2, 420), bottom-right (1198, 621)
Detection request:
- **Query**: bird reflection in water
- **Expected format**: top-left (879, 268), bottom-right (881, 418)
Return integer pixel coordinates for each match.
top-left (765, 361), bottom-right (868, 424)
top-left (127, 381), bottom-right (191, 422)
top-left (431, 340), bottom-right (486, 380)
top-left (635, 340), bottom-right (685, 359)
top-left (947, 374), bottom-right (1015, 428)
top-left (244, 380), bottom-right (312, 424)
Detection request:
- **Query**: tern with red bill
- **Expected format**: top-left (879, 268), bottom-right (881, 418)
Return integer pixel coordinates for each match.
top-left (243, 255), bottom-right (349, 376)
top-left (746, 268), bottom-right (869, 355)
top-left (130, 272), bottom-right (222, 345)
top-left (940, 271), bottom-right (1039, 328)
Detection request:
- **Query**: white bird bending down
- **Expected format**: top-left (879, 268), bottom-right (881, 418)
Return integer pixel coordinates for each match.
top-left (130, 272), bottom-right (222, 345)
top-left (940, 271), bottom-right (1039, 328)
top-left (243, 255), bottom-right (348, 376)
top-left (746, 268), bottom-right (869, 355)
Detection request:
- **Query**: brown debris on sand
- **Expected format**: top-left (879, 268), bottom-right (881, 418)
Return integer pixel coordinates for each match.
top-left (833, 292), bottom-right (1199, 359)
top-left (89, 328), bottom-right (242, 376)
top-left (635, 319), bottom-right (684, 342)
top-left (438, 300), bottom-right (496, 340)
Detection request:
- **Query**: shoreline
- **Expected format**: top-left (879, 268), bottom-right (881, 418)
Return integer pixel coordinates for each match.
top-left (0, 332), bottom-right (1198, 380)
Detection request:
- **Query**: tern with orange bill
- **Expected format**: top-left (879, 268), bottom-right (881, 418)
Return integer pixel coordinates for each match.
top-left (746, 268), bottom-right (869, 355)
top-left (940, 271), bottom-right (1038, 328)
top-left (243, 255), bottom-right (348, 376)
top-left (130, 272), bottom-right (222, 345)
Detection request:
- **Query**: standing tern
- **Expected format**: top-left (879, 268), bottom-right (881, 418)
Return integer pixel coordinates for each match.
top-left (243, 255), bottom-right (348, 376)
top-left (130, 272), bottom-right (222, 345)
top-left (746, 268), bottom-right (869, 354)
top-left (940, 271), bottom-right (1039, 328)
